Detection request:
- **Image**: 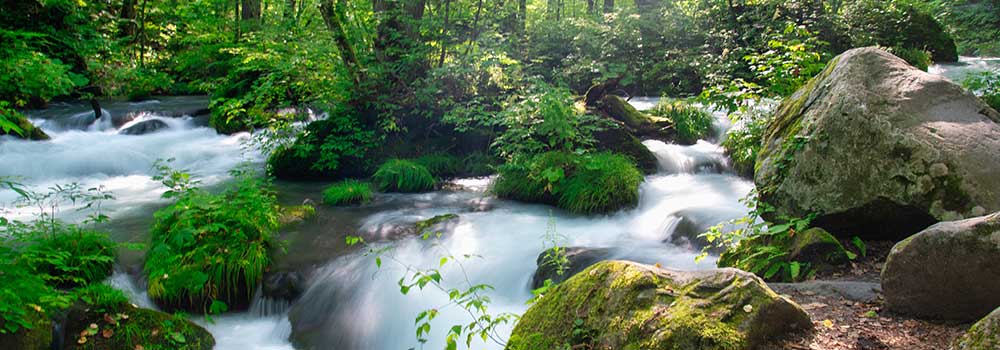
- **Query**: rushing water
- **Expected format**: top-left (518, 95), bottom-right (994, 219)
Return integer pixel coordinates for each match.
top-left (0, 58), bottom-right (995, 350)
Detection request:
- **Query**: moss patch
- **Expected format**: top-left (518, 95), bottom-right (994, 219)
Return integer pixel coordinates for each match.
top-left (508, 261), bottom-right (811, 350)
top-left (0, 311), bottom-right (52, 350)
top-left (65, 302), bottom-right (214, 350)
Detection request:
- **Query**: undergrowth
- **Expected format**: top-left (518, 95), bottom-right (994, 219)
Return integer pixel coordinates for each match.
top-left (322, 180), bottom-right (373, 206)
top-left (648, 99), bottom-right (714, 143)
top-left (372, 159), bottom-right (436, 193)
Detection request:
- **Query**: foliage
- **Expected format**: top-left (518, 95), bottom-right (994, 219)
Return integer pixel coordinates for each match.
top-left (371, 159), bottom-right (437, 193)
top-left (841, 0), bottom-right (959, 62)
top-left (743, 24), bottom-right (831, 98)
top-left (928, 0), bottom-right (1000, 56)
top-left (74, 283), bottom-right (130, 313)
top-left (0, 29), bottom-right (87, 107)
top-left (721, 101), bottom-right (776, 176)
top-left (145, 165), bottom-right (280, 312)
top-left (267, 111), bottom-right (378, 179)
top-left (0, 244), bottom-right (71, 334)
top-left (963, 70), bottom-right (1000, 111)
top-left (494, 152), bottom-right (642, 215)
top-left (18, 225), bottom-right (117, 289)
top-left (414, 154), bottom-right (465, 178)
top-left (647, 99), bottom-right (714, 143)
top-left (887, 46), bottom-right (933, 71)
top-left (322, 180), bottom-right (374, 206)
top-left (490, 82), bottom-right (603, 161)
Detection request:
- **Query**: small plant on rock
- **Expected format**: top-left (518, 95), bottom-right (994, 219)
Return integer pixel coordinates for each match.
top-left (372, 159), bottom-right (436, 193)
top-left (323, 180), bottom-right (374, 206)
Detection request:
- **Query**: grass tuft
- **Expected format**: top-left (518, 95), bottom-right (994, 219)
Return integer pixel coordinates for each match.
top-left (323, 180), bottom-right (374, 206)
top-left (372, 159), bottom-right (436, 193)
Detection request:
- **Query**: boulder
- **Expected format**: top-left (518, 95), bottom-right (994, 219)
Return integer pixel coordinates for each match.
top-left (414, 213), bottom-right (459, 236)
top-left (0, 311), bottom-right (52, 350)
top-left (598, 95), bottom-right (673, 140)
top-left (530, 247), bottom-right (612, 289)
top-left (1, 111), bottom-right (49, 140)
top-left (955, 307), bottom-right (1000, 350)
top-left (279, 204), bottom-right (316, 227)
top-left (262, 270), bottom-right (306, 301)
top-left (508, 261), bottom-right (811, 350)
top-left (786, 228), bottom-right (850, 267)
top-left (119, 119), bottom-right (169, 135)
top-left (64, 303), bottom-right (214, 350)
top-left (882, 211), bottom-right (1000, 321)
top-left (592, 122), bottom-right (658, 174)
top-left (755, 47), bottom-right (1000, 241)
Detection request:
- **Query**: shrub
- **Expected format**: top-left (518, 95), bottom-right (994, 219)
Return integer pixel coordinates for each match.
top-left (73, 283), bottom-right (130, 313)
top-left (494, 152), bottom-right (642, 214)
top-left (648, 99), bottom-right (714, 143)
top-left (372, 159), bottom-right (436, 193)
top-left (145, 176), bottom-right (280, 312)
top-left (0, 245), bottom-right (71, 335)
top-left (20, 225), bottom-right (117, 289)
top-left (267, 112), bottom-right (377, 179)
top-left (887, 46), bottom-right (932, 71)
top-left (322, 180), bottom-right (374, 206)
top-left (963, 71), bottom-right (1000, 112)
top-left (413, 153), bottom-right (464, 178)
top-left (721, 102), bottom-right (774, 177)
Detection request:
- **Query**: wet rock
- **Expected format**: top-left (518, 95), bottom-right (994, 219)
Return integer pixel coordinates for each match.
top-left (955, 307), bottom-right (1000, 350)
top-left (414, 213), bottom-right (459, 236)
top-left (592, 122), bottom-right (658, 174)
top-left (755, 47), bottom-right (1000, 240)
top-left (509, 261), bottom-right (812, 350)
top-left (882, 211), bottom-right (1000, 321)
top-left (279, 204), bottom-right (316, 226)
top-left (598, 95), bottom-right (673, 140)
top-left (262, 271), bottom-right (306, 301)
top-left (666, 209), bottom-right (728, 252)
top-left (0, 111), bottom-right (49, 140)
top-left (787, 228), bottom-right (850, 267)
top-left (118, 119), bottom-right (169, 135)
top-left (530, 247), bottom-right (613, 289)
top-left (63, 302), bottom-right (214, 350)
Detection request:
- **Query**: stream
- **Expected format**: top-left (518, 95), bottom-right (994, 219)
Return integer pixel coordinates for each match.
top-left (0, 58), bottom-right (996, 350)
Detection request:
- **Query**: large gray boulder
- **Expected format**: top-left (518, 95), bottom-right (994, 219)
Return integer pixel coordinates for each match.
top-left (755, 47), bottom-right (1000, 240)
top-left (882, 212), bottom-right (1000, 321)
top-left (955, 307), bottom-right (1000, 350)
top-left (509, 261), bottom-right (812, 350)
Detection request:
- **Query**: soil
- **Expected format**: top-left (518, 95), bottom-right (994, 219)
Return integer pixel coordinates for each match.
top-left (761, 240), bottom-right (971, 350)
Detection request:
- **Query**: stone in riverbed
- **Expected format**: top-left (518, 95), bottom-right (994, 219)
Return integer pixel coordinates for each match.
top-left (118, 119), bottom-right (169, 135)
top-left (508, 260), bottom-right (811, 350)
top-left (262, 270), bottom-right (307, 301)
top-left (530, 246), bottom-right (612, 289)
top-left (755, 47), bottom-right (1000, 241)
top-left (955, 307), bottom-right (1000, 350)
top-left (882, 211), bottom-right (1000, 321)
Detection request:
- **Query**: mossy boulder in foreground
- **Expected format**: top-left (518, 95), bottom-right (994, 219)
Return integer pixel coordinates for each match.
top-left (0, 311), bottom-right (52, 350)
top-left (508, 261), bottom-right (811, 350)
top-left (756, 47), bottom-right (1000, 241)
top-left (1, 110), bottom-right (49, 140)
top-left (882, 211), bottom-right (1000, 321)
top-left (64, 303), bottom-right (214, 350)
top-left (955, 307), bottom-right (1000, 350)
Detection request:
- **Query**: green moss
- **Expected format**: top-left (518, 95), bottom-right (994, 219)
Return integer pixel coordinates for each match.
top-left (955, 308), bottom-right (1000, 350)
top-left (278, 204), bottom-right (316, 226)
top-left (0, 108), bottom-right (49, 140)
top-left (0, 311), bottom-right (52, 350)
top-left (648, 99), bottom-right (714, 144)
top-left (508, 261), bottom-right (809, 350)
top-left (601, 95), bottom-right (654, 131)
top-left (322, 180), bottom-right (373, 206)
top-left (788, 228), bottom-right (850, 265)
top-left (414, 214), bottom-right (459, 236)
top-left (65, 302), bottom-right (214, 350)
top-left (372, 159), bottom-right (436, 193)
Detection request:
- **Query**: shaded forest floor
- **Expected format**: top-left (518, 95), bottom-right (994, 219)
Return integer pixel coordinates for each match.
top-left (763, 241), bottom-right (970, 350)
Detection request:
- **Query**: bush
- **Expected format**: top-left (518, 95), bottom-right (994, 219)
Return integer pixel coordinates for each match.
top-left (267, 112), bottom-right (377, 179)
top-left (887, 46), bottom-right (932, 71)
top-left (73, 283), bottom-right (130, 313)
top-left (372, 159), bottom-right (436, 193)
top-left (963, 71), bottom-right (1000, 112)
top-left (20, 225), bottom-right (117, 289)
top-left (323, 180), bottom-right (373, 206)
top-left (721, 102), bottom-right (774, 177)
top-left (0, 245), bottom-right (71, 335)
top-left (841, 0), bottom-right (958, 62)
top-left (145, 176), bottom-right (280, 312)
top-left (648, 99), bottom-right (714, 143)
top-left (494, 152), bottom-right (643, 214)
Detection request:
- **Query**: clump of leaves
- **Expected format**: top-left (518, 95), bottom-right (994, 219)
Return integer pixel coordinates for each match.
top-left (0, 244), bottom-right (72, 334)
top-left (322, 180), bottom-right (373, 206)
top-left (145, 164), bottom-right (280, 313)
top-left (886, 46), bottom-right (932, 71)
top-left (18, 224), bottom-right (117, 289)
top-left (74, 283), bottom-right (130, 313)
top-left (494, 151), bottom-right (642, 215)
top-left (413, 153), bottom-right (464, 178)
top-left (648, 99), bottom-right (714, 143)
top-left (963, 70), bottom-right (1000, 112)
top-left (372, 159), bottom-right (436, 193)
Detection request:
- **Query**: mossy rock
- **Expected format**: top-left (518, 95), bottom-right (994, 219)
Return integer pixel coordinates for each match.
top-left (279, 204), bottom-right (316, 226)
top-left (64, 302), bottom-right (214, 350)
top-left (755, 47), bottom-right (1000, 240)
top-left (592, 122), bottom-right (658, 174)
top-left (0, 311), bottom-right (52, 350)
top-left (508, 261), bottom-right (812, 350)
top-left (1, 110), bottom-right (49, 140)
top-left (787, 228), bottom-right (850, 266)
top-left (598, 95), bottom-right (673, 140)
top-left (531, 246), bottom-right (612, 289)
top-left (414, 214), bottom-right (459, 236)
top-left (955, 307), bottom-right (1000, 350)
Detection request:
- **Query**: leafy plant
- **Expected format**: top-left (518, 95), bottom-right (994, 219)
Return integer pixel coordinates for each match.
top-left (145, 165), bottom-right (280, 312)
top-left (963, 70), bottom-right (1000, 111)
top-left (648, 99), bottom-right (714, 143)
top-left (494, 152), bottom-right (642, 214)
top-left (0, 244), bottom-right (72, 334)
top-left (322, 180), bottom-right (374, 206)
top-left (371, 159), bottom-right (436, 193)
top-left (887, 46), bottom-right (932, 71)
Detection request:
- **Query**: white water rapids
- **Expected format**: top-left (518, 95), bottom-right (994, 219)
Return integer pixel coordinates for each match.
top-left (0, 58), bottom-right (995, 350)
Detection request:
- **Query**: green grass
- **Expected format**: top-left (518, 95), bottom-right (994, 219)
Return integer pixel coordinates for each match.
top-left (20, 226), bottom-right (117, 289)
top-left (144, 177), bottom-right (280, 313)
top-left (372, 159), bottom-right (436, 193)
top-left (648, 99), bottom-right (714, 143)
top-left (322, 180), bottom-right (373, 206)
top-left (494, 152), bottom-right (643, 214)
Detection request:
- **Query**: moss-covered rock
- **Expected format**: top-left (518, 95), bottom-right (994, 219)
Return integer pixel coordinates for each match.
top-left (955, 307), bottom-right (1000, 350)
top-left (531, 246), bottom-right (612, 289)
top-left (882, 211), bottom-right (1000, 321)
top-left (787, 228), bottom-right (850, 267)
top-left (592, 122), bottom-right (658, 174)
top-left (756, 47), bottom-right (1000, 240)
top-left (279, 204), bottom-right (316, 226)
top-left (598, 95), bottom-right (673, 140)
top-left (1, 109), bottom-right (49, 140)
top-left (414, 213), bottom-right (459, 236)
top-left (508, 261), bottom-right (811, 350)
top-left (64, 302), bottom-right (214, 350)
top-left (0, 311), bottom-right (52, 350)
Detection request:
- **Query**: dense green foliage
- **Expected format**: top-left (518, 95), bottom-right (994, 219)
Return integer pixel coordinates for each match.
top-left (0, 244), bottom-right (69, 334)
top-left (647, 99), bottom-right (714, 143)
top-left (494, 152), bottom-right (642, 214)
top-left (371, 159), bottom-right (437, 193)
top-left (145, 170), bottom-right (280, 312)
top-left (928, 0), bottom-right (1000, 56)
top-left (964, 70), bottom-right (1000, 111)
top-left (322, 180), bottom-right (374, 206)
top-left (18, 225), bottom-right (117, 289)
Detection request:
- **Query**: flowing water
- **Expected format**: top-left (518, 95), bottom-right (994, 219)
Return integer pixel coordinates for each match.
top-left (0, 59), bottom-right (994, 350)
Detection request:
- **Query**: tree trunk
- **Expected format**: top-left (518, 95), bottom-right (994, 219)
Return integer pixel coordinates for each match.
top-left (603, 0), bottom-right (613, 13)
top-left (465, 0), bottom-right (483, 53)
top-left (518, 0), bottom-right (527, 34)
top-left (437, 0), bottom-right (452, 68)
top-left (284, 0), bottom-right (297, 22)
top-left (241, 0), bottom-right (261, 31)
top-left (119, 0), bottom-right (137, 38)
top-left (587, 0), bottom-right (595, 15)
top-left (319, 0), bottom-right (363, 85)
